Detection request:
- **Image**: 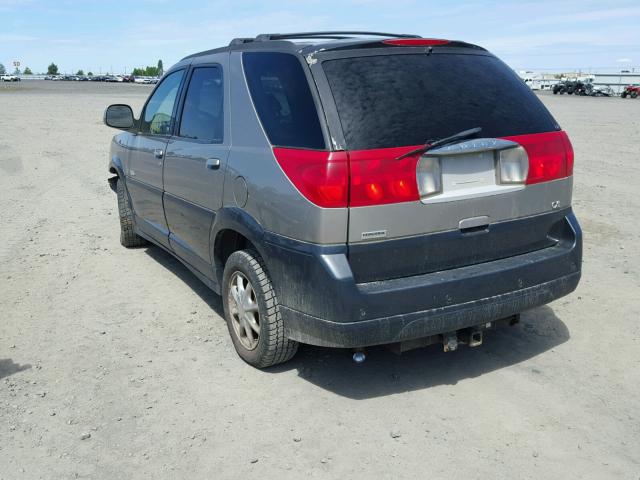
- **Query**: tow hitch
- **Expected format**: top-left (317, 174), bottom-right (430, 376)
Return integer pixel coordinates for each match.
top-left (385, 315), bottom-right (519, 355)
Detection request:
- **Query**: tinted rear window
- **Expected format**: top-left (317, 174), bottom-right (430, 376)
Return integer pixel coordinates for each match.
top-left (243, 52), bottom-right (325, 149)
top-left (322, 53), bottom-right (558, 150)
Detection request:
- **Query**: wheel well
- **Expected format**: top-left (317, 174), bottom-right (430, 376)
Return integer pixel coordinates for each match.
top-left (214, 229), bottom-right (254, 271)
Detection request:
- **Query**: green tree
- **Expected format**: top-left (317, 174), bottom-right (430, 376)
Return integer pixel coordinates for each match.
top-left (87, 71), bottom-right (93, 77)
top-left (13, 68), bottom-right (21, 75)
top-left (76, 69), bottom-right (84, 76)
top-left (0, 63), bottom-right (5, 74)
top-left (131, 65), bottom-right (161, 77)
top-left (47, 62), bottom-right (59, 75)
top-left (23, 67), bottom-right (33, 75)
top-left (157, 59), bottom-right (163, 76)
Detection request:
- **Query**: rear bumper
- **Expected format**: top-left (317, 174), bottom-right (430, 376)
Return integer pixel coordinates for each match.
top-left (262, 210), bottom-right (582, 348)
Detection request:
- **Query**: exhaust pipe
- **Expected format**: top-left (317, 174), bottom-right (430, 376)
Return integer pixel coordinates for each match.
top-left (352, 349), bottom-right (366, 364)
top-left (442, 332), bottom-right (458, 352)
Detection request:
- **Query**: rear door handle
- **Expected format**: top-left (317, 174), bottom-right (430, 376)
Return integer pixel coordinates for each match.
top-left (206, 158), bottom-right (221, 170)
top-left (154, 148), bottom-right (164, 159)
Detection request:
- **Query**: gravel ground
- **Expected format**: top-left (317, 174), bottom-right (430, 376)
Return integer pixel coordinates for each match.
top-left (1, 81), bottom-right (639, 479)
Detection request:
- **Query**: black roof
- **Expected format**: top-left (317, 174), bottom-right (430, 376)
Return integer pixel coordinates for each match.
top-left (181, 31), bottom-right (483, 61)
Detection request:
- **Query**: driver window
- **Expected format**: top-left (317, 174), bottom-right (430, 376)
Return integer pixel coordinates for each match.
top-left (140, 70), bottom-right (184, 135)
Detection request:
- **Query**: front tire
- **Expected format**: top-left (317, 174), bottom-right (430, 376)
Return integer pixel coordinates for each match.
top-left (222, 249), bottom-right (298, 368)
top-left (116, 179), bottom-right (148, 248)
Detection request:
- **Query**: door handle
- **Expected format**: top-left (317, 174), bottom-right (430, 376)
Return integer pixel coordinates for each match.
top-left (206, 158), bottom-right (221, 170)
top-left (154, 148), bottom-right (164, 159)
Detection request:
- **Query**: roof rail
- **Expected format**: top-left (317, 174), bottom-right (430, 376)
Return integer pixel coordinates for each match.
top-left (254, 31), bottom-right (421, 42)
top-left (229, 38), bottom-right (256, 46)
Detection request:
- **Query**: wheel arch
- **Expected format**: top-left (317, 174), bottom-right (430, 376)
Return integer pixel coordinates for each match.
top-left (210, 207), bottom-right (267, 289)
top-left (108, 155), bottom-right (125, 192)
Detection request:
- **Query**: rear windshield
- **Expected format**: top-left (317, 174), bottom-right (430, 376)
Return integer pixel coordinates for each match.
top-left (243, 52), bottom-right (325, 149)
top-left (322, 53), bottom-right (558, 151)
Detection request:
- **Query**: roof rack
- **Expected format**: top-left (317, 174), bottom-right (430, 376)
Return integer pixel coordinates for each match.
top-left (229, 31), bottom-right (421, 45)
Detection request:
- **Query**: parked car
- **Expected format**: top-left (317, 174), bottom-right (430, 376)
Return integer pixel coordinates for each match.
top-left (0, 74), bottom-right (21, 82)
top-left (104, 31), bottom-right (582, 368)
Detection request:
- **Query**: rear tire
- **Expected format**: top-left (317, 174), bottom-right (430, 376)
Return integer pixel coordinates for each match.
top-left (222, 249), bottom-right (298, 368)
top-left (631, 91), bottom-right (638, 99)
top-left (116, 179), bottom-right (148, 248)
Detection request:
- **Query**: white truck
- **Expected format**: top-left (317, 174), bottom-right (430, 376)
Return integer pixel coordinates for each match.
top-left (0, 74), bottom-right (21, 82)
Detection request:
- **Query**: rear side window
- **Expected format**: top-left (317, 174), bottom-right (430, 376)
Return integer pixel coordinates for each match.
top-left (322, 53), bottom-right (558, 150)
top-left (243, 52), bottom-right (325, 149)
top-left (179, 66), bottom-right (224, 142)
top-left (140, 70), bottom-right (184, 135)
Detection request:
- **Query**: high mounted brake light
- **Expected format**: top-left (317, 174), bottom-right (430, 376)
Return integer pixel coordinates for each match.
top-left (383, 39), bottom-right (450, 46)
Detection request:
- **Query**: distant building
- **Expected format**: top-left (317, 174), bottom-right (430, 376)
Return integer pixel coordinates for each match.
top-left (518, 71), bottom-right (560, 90)
top-left (591, 72), bottom-right (640, 95)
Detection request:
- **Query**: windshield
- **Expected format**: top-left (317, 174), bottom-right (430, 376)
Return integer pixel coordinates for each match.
top-left (321, 53), bottom-right (558, 150)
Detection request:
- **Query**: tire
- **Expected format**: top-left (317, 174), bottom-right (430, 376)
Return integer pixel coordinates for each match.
top-left (621, 92), bottom-right (628, 98)
top-left (631, 91), bottom-right (638, 99)
top-left (116, 178), bottom-right (147, 248)
top-left (222, 249), bottom-right (298, 368)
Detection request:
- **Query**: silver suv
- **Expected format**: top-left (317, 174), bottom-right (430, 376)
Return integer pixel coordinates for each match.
top-left (104, 32), bottom-right (582, 368)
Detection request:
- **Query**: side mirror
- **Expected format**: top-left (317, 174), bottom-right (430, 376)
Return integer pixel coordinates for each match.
top-left (104, 104), bottom-right (135, 130)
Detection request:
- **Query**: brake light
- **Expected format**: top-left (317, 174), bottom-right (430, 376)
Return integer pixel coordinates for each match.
top-left (383, 39), bottom-right (450, 46)
top-left (272, 148), bottom-right (349, 208)
top-left (560, 131), bottom-right (574, 176)
top-left (502, 131), bottom-right (573, 185)
top-left (348, 147), bottom-right (420, 207)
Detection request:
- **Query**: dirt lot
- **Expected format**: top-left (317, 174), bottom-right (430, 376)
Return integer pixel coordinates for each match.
top-left (1, 81), bottom-right (639, 479)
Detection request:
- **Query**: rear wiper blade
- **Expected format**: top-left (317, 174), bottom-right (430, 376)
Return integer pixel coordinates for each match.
top-left (395, 127), bottom-right (482, 160)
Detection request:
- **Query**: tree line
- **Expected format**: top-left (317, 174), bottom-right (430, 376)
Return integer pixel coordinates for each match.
top-left (0, 59), bottom-right (163, 77)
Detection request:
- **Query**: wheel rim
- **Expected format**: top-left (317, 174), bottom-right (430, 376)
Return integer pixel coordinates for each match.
top-left (228, 272), bottom-right (260, 350)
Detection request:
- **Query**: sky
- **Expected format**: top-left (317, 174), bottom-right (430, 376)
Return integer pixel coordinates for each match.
top-left (1, 0), bottom-right (639, 74)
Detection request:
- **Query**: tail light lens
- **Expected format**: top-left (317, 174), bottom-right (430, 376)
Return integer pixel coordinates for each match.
top-left (272, 148), bottom-right (349, 208)
top-left (503, 131), bottom-right (574, 185)
top-left (348, 147), bottom-right (420, 207)
top-left (560, 131), bottom-right (574, 176)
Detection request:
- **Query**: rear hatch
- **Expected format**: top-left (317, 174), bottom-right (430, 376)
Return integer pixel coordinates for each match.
top-left (310, 43), bottom-right (575, 282)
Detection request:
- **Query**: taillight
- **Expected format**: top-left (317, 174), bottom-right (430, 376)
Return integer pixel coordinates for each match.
top-left (274, 131), bottom-right (574, 209)
top-left (503, 131), bottom-right (573, 185)
top-left (272, 148), bottom-right (349, 208)
top-left (348, 147), bottom-right (420, 207)
top-left (560, 131), bottom-right (574, 176)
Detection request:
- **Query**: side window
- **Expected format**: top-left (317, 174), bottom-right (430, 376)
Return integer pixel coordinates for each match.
top-left (179, 66), bottom-right (224, 142)
top-left (243, 52), bottom-right (325, 150)
top-left (140, 70), bottom-right (184, 135)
